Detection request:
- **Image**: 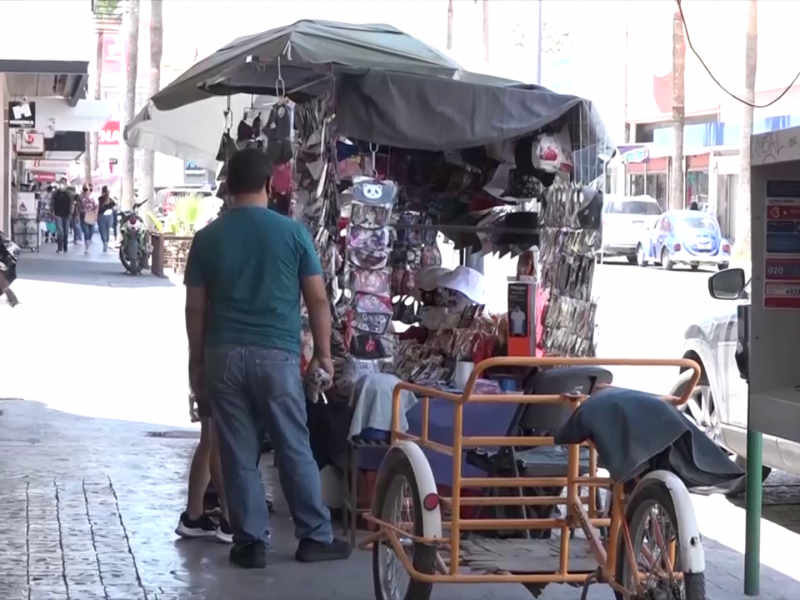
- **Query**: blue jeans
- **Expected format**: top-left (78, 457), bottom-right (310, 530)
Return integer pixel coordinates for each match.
top-left (81, 221), bottom-right (94, 243)
top-left (98, 214), bottom-right (113, 247)
top-left (205, 345), bottom-right (333, 546)
top-left (55, 216), bottom-right (70, 252)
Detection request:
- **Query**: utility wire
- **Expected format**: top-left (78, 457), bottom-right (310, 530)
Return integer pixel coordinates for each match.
top-left (676, 0), bottom-right (800, 109)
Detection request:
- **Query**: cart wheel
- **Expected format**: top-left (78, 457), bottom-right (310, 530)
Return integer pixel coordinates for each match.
top-left (615, 481), bottom-right (706, 600)
top-left (372, 455), bottom-right (436, 600)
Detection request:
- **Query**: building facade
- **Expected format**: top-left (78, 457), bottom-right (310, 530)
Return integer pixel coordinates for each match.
top-left (620, 0), bottom-right (800, 239)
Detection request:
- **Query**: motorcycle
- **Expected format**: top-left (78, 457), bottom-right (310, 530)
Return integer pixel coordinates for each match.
top-left (0, 231), bottom-right (20, 305)
top-left (118, 199), bottom-right (152, 275)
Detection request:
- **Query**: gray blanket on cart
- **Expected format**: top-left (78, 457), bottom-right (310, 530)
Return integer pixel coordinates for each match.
top-left (554, 387), bottom-right (744, 488)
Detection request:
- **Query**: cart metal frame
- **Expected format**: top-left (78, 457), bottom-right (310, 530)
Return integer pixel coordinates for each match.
top-left (362, 357), bottom-right (703, 599)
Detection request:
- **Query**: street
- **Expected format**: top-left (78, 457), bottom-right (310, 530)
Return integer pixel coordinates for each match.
top-left (1, 250), bottom-right (799, 599)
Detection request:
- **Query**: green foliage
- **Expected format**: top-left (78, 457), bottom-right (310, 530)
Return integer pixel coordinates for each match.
top-left (93, 0), bottom-right (122, 18)
top-left (154, 194), bottom-right (208, 236)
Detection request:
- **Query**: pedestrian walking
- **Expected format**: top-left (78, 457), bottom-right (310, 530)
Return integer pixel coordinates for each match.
top-left (51, 179), bottom-right (73, 254)
top-left (97, 186), bottom-right (116, 252)
top-left (183, 148), bottom-right (351, 569)
top-left (80, 186), bottom-right (98, 255)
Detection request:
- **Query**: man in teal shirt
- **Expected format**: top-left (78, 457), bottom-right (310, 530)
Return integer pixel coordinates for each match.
top-left (184, 148), bottom-right (350, 568)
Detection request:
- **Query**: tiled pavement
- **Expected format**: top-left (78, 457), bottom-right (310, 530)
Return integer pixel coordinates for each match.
top-left (2, 399), bottom-right (800, 600)
top-left (3, 257), bottom-right (800, 599)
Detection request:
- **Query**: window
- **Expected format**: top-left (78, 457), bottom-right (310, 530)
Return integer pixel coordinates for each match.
top-left (629, 174), bottom-right (645, 196)
top-left (686, 171), bottom-right (709, 208)
top-left (646, 173), bottom-right (668, 210)
top-left (608, 200), bottom-right (662, 216)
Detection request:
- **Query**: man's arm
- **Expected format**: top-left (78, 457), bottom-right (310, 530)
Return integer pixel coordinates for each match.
top-left (184, 235), bottom-right (208, 392)
top-left (297, 227), bottom-right (332, 369)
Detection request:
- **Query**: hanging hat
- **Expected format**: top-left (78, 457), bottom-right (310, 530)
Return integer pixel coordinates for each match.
top-left (438, 265), bottom-right (486, 304)
top-left (412, 266), bottom-right (451, 301)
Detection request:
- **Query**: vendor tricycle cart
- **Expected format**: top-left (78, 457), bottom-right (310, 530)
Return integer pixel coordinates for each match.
top-left (363, 357), bottom-right (707, 600)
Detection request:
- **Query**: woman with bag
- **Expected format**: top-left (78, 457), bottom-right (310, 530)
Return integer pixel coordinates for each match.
top-left (97, 186), bottom-right (116, 252)
top-left (80, 186), bottom-right (99, 255)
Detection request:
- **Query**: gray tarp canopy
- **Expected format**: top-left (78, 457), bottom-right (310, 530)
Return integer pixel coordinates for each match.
top-left (332, 70), bottom-right (610, 154)
top-left (151, 20), bottom-right (463, 112)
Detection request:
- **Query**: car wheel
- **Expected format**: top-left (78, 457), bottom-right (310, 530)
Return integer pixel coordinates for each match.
top-left (661, 247), bottom-right (673, 271)
top-left (626, 255), bottom-right (637, 265)
top-left (680, 369), bottom-right (722, 445)
top-left (690, 264), bottom-right (700, 271)
top-left (727, 455), bottom-right (771, 496)
top-left (718, 262), bottom-right (730, 271)
top-left (636, 244), bottom-right (647, 267)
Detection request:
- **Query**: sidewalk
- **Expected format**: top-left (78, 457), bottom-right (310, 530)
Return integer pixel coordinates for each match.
top-left (1, 399), bottom-right (799, 600)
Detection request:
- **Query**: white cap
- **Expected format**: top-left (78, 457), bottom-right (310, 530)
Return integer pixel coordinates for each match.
top-left (439, 265), bottom-right (485, 304)
top-left (415, 266), bottom-right (451, 293)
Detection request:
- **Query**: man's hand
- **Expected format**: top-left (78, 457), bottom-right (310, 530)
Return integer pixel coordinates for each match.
top-left (308, 355), bottom-right (334, 377)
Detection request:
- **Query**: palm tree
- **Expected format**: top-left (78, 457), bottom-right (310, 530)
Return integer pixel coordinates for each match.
top-left (670, 5), bottom-right (686, 211)
top-left (122, 0), bottom-right (140, 209)
top-left (735, 0), bottom-right (758, 258)
top-left (141, 0), bottom-right (163, 207)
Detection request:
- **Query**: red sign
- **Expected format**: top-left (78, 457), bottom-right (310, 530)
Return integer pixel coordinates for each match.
top-left (99, 120), bottom-right (121, 146)
top-left (102, 33), bottom-right (123, 79)
top-left (767, 205), bottom-right (800, 221)
top-left (33, 172), bottom-right (57, 183)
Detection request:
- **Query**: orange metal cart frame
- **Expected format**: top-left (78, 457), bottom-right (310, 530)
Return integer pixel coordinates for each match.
top-left (362, 357), bottom-right (701, 598)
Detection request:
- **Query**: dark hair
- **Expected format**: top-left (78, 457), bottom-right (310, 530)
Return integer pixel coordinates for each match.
top-left (101, 186), bottom-right (108, 194)
top-left (226, 148), bottom-right (270, 196)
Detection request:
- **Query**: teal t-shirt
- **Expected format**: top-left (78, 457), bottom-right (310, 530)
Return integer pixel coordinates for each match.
top-left (184, 205), bottom-right (322, 354)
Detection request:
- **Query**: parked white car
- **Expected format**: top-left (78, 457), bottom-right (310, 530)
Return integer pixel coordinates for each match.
top-left (670, 267), bottom-right (795, 494)
top-left (601, 195), bottom-right (663, 263)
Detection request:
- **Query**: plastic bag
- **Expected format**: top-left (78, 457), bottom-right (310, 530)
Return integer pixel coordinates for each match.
top-left (532, 128), bottom-right (573, 174)
top-left (349, 226), bottom-right (392, 251)
top-left (349, 267), bottom-right (391, 295)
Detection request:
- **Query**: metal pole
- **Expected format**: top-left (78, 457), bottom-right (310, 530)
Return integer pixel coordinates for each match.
top-left (534, 0), bottom-right (543, 86)
top-left (744, 424), bottom-right (763, 595)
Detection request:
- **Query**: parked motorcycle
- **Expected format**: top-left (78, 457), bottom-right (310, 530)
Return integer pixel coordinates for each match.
top-left (0, 231), bottom-right (20, 305)
top-left (118, 199), bottom-right (152, 275)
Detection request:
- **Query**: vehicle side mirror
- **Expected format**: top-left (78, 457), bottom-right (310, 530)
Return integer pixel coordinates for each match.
top-left (708, 267), bottom-right (746, 300)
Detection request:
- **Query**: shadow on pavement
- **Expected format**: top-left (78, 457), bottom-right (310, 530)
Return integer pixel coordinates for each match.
top-left (17, 255), bottom-right (175, 288)
top-left (726, 471), bottom-right (800, 536)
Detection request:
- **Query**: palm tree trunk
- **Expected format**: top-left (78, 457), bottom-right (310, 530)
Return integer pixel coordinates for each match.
top-left (446, 0), bottom-right (453, 51)
top-left (670, 6), bottom-right (686, 211)
top-left (482, 0), bottom-right (490, 63)
top-left (735, 0), bottom-right (758, 258)
top-left (92, 31), bottom-right (103, 171)
top-left (122, 0), bottom-right (140, 209)
top-left (141, 0), bottom-right (163, 208)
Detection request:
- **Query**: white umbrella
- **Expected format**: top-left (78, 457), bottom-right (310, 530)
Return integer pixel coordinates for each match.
top-left (123, 95), bottom-right (273, 171)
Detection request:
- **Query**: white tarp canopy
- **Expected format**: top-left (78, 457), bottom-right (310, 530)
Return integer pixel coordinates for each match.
top-left (123, 95), bottom-right (272, 171)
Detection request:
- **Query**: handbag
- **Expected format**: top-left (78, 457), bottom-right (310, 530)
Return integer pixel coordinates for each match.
top-left (84, 209), bottom-right (98, 226)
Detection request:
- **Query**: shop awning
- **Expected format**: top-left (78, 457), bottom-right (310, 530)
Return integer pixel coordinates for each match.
top-left (124, 95), bottom-right (271, 171)
top-left (0, 59), bottom-right (89, 106)
top-left (150, 20), bottom-right (463, 112)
